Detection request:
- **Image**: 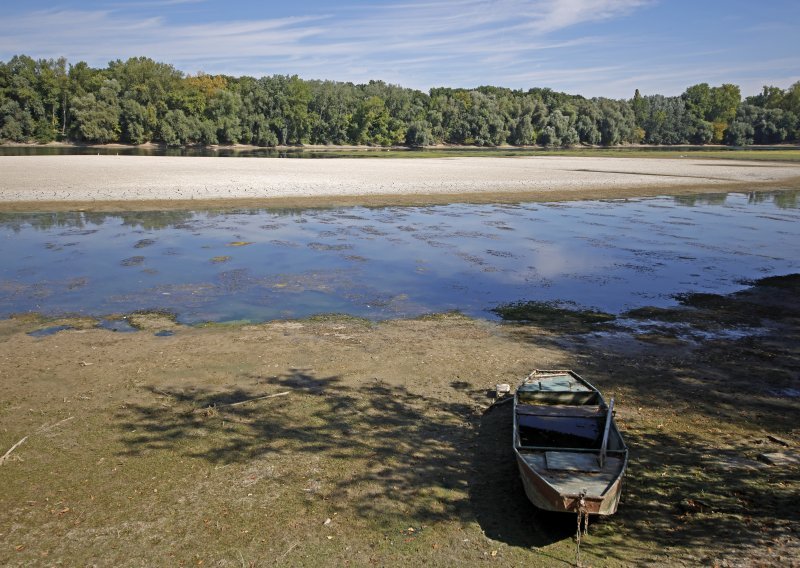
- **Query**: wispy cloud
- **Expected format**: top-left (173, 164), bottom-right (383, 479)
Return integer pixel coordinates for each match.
top-left (0, 1), bottom-right (651, 86)
top-left (0, 9), bottom-right (334, 61)
top-left (517, 0), bottom-right (650, 33)
top-left (0, 0), bottom-right (796, 97)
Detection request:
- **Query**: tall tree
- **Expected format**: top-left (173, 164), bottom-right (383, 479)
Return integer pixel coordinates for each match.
top-left (71, 79), bottom-right (121, 143)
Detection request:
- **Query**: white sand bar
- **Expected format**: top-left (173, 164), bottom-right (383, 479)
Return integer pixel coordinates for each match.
top-left (1, 155), bottom-right (798, 204)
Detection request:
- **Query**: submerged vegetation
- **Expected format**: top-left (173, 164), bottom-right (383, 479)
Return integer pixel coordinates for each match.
top-left (625, 274), bottom-right (800, 330)
top-left (1, 55), bottom-right (799, 148)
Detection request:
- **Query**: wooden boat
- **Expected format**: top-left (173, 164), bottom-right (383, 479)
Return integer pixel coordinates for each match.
top-left (513, 369), bottom-right (628, 515)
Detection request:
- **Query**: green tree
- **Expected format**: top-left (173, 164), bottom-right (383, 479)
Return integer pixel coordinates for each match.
top-left (746, 85), bottom-right (786, 109)
top-left (238, 76), bottom-right (280, 145)
top-left (465, 91), bottom-right (506, 146)
top-left (284, 76), bottom-right (311, 144)
top-left (574, 114), bottom-right (599, 144)
top-left (635, 95), bottom-right (692, 144)
top-left (595, 98), bottom-right (635, 146)
top-left (159, 109), bottom-right (200, 146)
top-left (682, 83), bottom-right (712, 121)
top-left (782, 82), bottom-right (800, 115)
top-left (510, 114), bottom-right (537, 145)
top-left (349, 96), bottom-right (392, 145)
top-left (405, 120), bottom-right (434, 147)
top-left (0, 99), bottom-right (35, 140)
top-left (538, 110), bottom-right (578, 146)
top-left (725, 120), bottom-right (754, 145)
top-left (206, 89), bottom-right (242, 144)
top-left (34, 57), bottom-right (68, 141)
top-left (708, 83), bottom-right (740, 142)
top-left (71, 79), bottom-right (121, 143)
top-left (120, 98), bottom-right (148, 144)
top-left (308, 80), bottom-right (356, 144)
top-left (687, 118), bottom-right (714, 144)
top-left (631, 88), bottom-right (647, 130)
top-left (737, 104), bottom-right (796, 144)
top-left (1, 56), bottom-right (43, 140)
top-left (108, 57), bottom-right (183, 112)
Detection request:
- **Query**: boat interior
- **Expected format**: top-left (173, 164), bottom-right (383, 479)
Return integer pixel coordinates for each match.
top-left (514, 371), bottom-right (628, 503)
top-left (515, 375), bottom-right (626, 453)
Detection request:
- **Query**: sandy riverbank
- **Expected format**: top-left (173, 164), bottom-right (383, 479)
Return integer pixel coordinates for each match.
top-left (1, 155), bottom-right (799, 211)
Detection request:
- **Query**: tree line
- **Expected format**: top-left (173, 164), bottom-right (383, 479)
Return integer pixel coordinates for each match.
top-left (1, 55), bottom-right (798, 148)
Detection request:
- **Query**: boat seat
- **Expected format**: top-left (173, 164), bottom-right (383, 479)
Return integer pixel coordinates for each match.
top-left (516, 403), bottom-right (605, 418)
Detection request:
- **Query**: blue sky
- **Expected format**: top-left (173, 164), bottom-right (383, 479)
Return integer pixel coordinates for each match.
top-left (1, 0), bottom-right (798, 98)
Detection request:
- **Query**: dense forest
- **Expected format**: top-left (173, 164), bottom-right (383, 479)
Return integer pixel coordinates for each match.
top-left (1, 55), bottom-right (799, 148)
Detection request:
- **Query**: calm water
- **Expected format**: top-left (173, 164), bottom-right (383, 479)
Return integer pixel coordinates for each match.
top-left (1, 192), bottom-right (798, 324)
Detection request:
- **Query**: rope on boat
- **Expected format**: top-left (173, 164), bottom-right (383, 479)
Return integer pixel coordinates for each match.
top-left (575, 490), bottom-right (589, 567)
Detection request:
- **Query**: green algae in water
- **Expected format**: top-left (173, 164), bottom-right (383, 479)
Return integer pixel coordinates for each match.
top-left (120, 256), bottom-right (146, 267)
top-left (491, 300), bottom-right (615, 332)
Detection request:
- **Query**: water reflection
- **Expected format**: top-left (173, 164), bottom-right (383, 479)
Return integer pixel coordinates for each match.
top-left (0, 192), bottom-right (798, 323)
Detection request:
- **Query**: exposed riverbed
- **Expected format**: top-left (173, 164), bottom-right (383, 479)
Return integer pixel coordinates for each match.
top-left (1, 155), bottom-right (799, 208)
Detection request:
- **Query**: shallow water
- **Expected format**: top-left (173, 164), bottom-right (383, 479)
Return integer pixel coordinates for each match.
top-left (1, 191), bottom-right (798, 324)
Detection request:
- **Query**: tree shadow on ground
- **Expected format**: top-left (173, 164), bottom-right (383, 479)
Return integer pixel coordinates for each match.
top-left (112, 275), bottom-right (799, 563)
top-left (114, 369), bottom-right (566, 548)
top-left (588, 427), bottom-right (799, 565)
top-left (469, 400), bottom-right (574, 550)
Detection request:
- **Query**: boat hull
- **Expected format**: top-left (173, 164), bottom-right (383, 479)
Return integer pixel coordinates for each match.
top-left (515, 452), bottom-right (624, 515)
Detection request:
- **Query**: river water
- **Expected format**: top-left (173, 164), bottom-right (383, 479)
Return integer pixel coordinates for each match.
top-left (0, 191), bottom-right (798, 324)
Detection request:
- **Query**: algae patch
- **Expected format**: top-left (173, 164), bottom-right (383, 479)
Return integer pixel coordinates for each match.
top-left (491, 300), bottom-right (615, 333)
top-left (127, 310), bottom-right (179, 331)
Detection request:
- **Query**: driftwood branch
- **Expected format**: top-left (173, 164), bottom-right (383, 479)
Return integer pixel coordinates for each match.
top-left (193, 391), bottom-right (291, 413)
top-left (0, 436), bottom-right (28, 465)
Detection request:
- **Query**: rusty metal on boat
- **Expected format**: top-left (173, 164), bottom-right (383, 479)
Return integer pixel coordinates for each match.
top-left (513, 369), bottom-right (628, 515)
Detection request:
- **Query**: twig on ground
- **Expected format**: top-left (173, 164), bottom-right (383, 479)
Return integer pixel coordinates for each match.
top-left (37, 415), bottom-right (75, 433)
top-left (277, 541), bottom-right (298, 563)
top-left (193, 391), bottom-right (291, 413)
top-left (0, 436), bottom-right (28, 465)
